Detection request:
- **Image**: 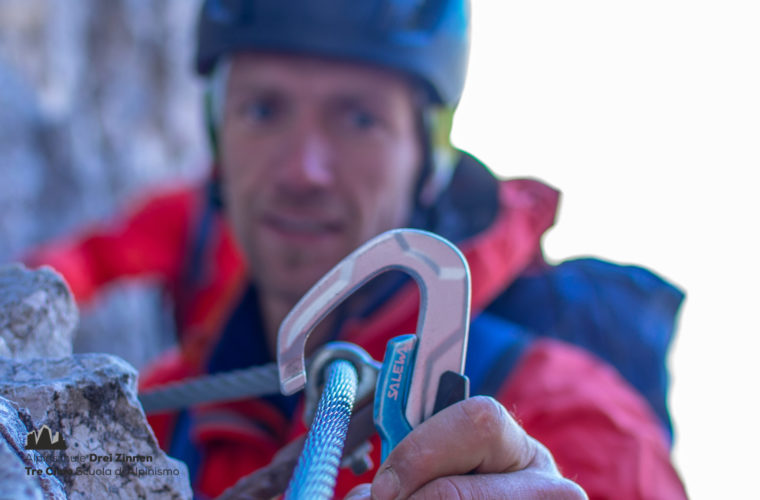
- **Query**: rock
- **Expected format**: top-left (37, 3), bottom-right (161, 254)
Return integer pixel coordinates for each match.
top-left (0, 264), bottom-right (77, 360)
top-left (73, 284), bottom-right (177, 371)
top-left (0, 336), bottom-right (11, 357)
top-left (0, 354), bottom-right (192, 499)
top-left (0, 0), bottom-right (205, 372)
top-left (0, 395), bottom-right (67, 500)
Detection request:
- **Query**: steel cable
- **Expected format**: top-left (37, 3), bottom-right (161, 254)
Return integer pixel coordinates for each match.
top-left (138, 362), bottom-right (282, 413)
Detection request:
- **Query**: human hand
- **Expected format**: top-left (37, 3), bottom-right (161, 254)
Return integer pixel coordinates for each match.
top-left (345, 396), bottom-right (587, 500)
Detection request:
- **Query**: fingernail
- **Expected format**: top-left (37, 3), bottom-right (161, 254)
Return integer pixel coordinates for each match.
top-left (372, 466), bottom-right (400, 500)
top-left (345, 483), bottom-right (372, 500)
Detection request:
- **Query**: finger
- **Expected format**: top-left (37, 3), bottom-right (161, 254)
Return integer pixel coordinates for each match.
top-left (372, 396), bottom-right (552, 500)
top-left (408, 470), bottom-right (587, 500)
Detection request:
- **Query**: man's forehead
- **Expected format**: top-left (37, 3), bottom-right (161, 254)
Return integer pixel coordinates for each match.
top-left (226, 51), bottom-right (415, 99)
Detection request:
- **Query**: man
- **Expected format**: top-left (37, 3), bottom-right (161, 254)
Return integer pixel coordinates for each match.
top-left (26, 1), bottom-right (686, 498)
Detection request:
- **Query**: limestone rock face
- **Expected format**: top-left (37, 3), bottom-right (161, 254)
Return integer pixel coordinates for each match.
top-left (0, 203), bottom-right (192, 499)
top-left (0, 396), bottom-right (67, 500)
top-left (0, 354), bottom-right (192, 499)
top-left (0, 0), bottom-right (205, 371)
top-left (0, 264), bottom-right (77, 360)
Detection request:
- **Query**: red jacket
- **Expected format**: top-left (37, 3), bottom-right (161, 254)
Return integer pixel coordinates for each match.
top-left (26, 157), bottom-right (686, 499)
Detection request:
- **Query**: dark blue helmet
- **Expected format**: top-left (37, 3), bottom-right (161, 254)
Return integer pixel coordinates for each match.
top-left (195, 0), bottom-right (471, 108)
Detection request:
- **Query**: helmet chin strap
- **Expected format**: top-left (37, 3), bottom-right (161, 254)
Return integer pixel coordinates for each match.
top-left (202, 61), bottom-right (231, 210)
top-left (418, 105), bottom-right (458, 207)
top-left (203, 86), bottom-right (224, 210)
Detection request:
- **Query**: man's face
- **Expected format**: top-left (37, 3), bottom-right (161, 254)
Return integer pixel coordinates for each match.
top-left (219, 53), bottom-right (422, 303)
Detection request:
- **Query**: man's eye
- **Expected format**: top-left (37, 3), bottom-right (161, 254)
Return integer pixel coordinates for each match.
top-left (348, 109), bottom-right (378, 130)
top-left (244, 99), bottom-right (278, 122)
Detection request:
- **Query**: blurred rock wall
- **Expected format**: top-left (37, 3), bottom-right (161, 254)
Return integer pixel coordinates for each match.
top-left (0, 0), bottom-right (207, 369)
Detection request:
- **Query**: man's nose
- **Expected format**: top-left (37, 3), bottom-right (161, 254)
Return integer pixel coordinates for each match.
top-left (277, 127), bottom-right (334, 190)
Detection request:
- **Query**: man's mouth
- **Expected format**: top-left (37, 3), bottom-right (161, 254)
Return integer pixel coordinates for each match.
top-left (262, 214), bottom-right (343, 238)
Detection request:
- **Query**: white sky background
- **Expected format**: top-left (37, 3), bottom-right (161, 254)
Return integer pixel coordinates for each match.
top-left (452, 1), bottom-right (759, 498)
